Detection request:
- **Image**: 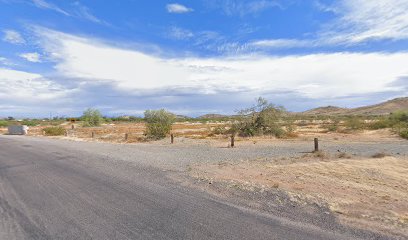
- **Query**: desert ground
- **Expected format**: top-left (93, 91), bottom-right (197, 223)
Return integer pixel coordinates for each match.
top-left (1, 120), bottom-right (407, 239)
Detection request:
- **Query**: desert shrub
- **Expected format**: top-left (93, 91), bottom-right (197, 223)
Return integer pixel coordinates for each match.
top-left (21, 119), bottom-right (41, 126)
top-left (327, 119), bottom-right (340, 132)
top-left (327, 124), bottom-right (338, 132)
top-left (144, 109), bottom-right (175, 140)
top-left (212, 126), bottom-right (228, 135)
top-left (82, 108), bottom-right (103, 127)
top-left (368, 118), bottom-right (390, 130)
top-left (371, 152), bottom-right (388, 158)
top-left (0, 120), bottom-right (9, 127)
top-left (400, 129), bottom-right (408, 139)
top-left (389, 111), bottom-right (408, 124)
top-left (43, 126), bottom-right (65, 136)
top-left (387, 111), bottom-right (408, 139)
top-left (344, 116), bottom-right (365, 130)
top-left (232, 97), bottom-right (286, 137)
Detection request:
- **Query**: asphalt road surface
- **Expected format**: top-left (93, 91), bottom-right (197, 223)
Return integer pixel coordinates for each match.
top-left (0, 135), bottom-right (385, 239)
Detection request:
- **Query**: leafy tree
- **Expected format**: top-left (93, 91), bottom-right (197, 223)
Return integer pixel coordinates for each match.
top-left (144, 109), bottom-right (175, 140)
top-left (82, 108), bottom-right (103, 127)
top-left (232, 97), bottom-right (286, 137)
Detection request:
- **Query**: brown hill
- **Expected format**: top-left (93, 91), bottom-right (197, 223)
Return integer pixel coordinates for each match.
top-left (302, 97), bottom-right (408, 116)
top-left (302, 106), bottom-right (348, 115)
top-left (197, 114), bottom-right (229, 119)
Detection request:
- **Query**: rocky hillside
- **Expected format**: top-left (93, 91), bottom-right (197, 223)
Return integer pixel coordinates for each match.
top-left (302, 97), bottom-right (408, 116)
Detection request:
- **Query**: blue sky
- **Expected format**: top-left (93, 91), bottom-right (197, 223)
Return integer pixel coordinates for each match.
top-left (1, 0), bottom-right (408, 118)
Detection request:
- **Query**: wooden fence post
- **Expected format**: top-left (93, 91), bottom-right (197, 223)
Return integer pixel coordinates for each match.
top-left (314, 138), bottom-right (319, 152)
top-left (171, 134), bottom-right (174, 144)
top-left (125, 133), bottom-right (128, 141)
top-left (231, 134), bottom-right (235, 148)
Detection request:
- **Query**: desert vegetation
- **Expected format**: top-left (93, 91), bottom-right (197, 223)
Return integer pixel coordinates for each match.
top-left (43, 126), bottom-right (66, 136)
top-left (0, 97), bottom-right (407, 141)
top-left (82, 108), bottom-right (103, 127)
top-left (144, 109), bottom-right (175, 140)
top-left (231, 97), bottom-right (286, 138)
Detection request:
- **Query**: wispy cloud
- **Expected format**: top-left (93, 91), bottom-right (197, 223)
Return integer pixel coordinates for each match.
top-left (2, 29), bottom-right (25, 44)
top-left (247, 0), bottom-right (408, 50)
top-left (30, 0), bottom-right (108, 25)
top-left (166, 3), bottom-right (193, 13)
top-left (209, 0), bottom-right (282, 16)
top-left (72, 1), bottom-right (108, 25)
top-left (0, 56), bottom-right (14, 66)
top-left (249, 39), bottom-right (314, 49)
top-left (167, 26), bottom-right (194, 40)
top-left (19, 52), bottom-right (41, 62)
top-left (32, 0), bottom-right (70, 16)
top-left (324, 0), bottom-right (408, 44)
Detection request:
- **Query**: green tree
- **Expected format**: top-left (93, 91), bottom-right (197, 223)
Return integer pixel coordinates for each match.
top-left (144, 109), bottom-right (175, 140)
top-left (82, 108), bottom-right (103, 127)
top-left (232, 97), bottom-right (286, 137)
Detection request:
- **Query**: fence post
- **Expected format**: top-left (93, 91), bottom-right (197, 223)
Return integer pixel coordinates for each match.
top-left (92, 132), bottom-right (95, 138)
top-left (231, 134), bottom-right (235, 148)
top-left (314, 138), bottom-right (319, 152)
top-left (171, 134), bottom-right (174, 144)
top-left (125, 133), bottom-right (128, 141)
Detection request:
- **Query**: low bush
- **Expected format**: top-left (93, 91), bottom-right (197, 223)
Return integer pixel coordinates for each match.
top-left (232, 97), bottom-right (286, 138)
top-left (21, 120), bottom-right (40, 126)
top-left (344, 117), bottom-right (365, 130)
top-left (400, 129), bottom-right (408, 139)
top-left (368, 118), bottom-right (390, 130)
top-left (0, 120), bottom-right (9, 127)
top-left (371, 152), bottom-right (388, 158)
top-left (82, 108), bottom-right (103, 127)
top-left (144, 109), bottom-right (175, 140)
top-left (212, 126), bottom-right (228, 135)
top-left (43, 126), bottom-right (65, 136)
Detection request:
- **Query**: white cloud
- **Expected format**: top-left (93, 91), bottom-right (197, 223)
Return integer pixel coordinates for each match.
top-left (72, 1), bottom-right (108, 25)
top-left (325, 0), bottom-right (408, 44)
top-left (212, 0), bottom-right (281, 16)
top-left (0, 68), bottom-right (66, 100)
top-left (32, 0), bottom-right (70, 16)
top-left (19, 52), bottom-right (41, 62)
top-left (0, 56), bottom-right (14, 66)
top-left (166, 3), bottom-right (193, 13)
top-left (2, 29), bottom-right (25, 44)
top-left (249, 39), bottom-right (314, 49)
top-left (36, 29), bottom-right (408, 99)
top-left (250, 0), bottom-right (408, 50)
top-left (168, 26), bottom-right (194, 40)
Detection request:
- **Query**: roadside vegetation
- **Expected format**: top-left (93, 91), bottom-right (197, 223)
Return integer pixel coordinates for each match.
top-left (43, 126), bottom-right (66, 136)
top-left (144, 109), bottom-right (175, 140)
top-left (81, 108), bottom-right (103, 127)
top-left (1, 101), bottom-right (407, 140)
top-left (231, 97), bottom-right (287, 138)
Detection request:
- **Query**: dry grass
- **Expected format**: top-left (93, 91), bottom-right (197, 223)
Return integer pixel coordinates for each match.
top-left (191, 156), bottom-right (408, 236)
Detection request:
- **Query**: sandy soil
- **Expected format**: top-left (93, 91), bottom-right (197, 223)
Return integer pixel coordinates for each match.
top-left (190, 155), bottom-right (408, 237)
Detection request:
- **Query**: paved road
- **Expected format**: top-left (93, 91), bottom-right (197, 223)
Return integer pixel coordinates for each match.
top-left (0, 136), bottom-right (386, 239)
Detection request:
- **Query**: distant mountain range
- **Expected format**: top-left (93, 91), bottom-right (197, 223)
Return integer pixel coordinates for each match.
top-left (196, 97), bottom-right (408, 118)
top-left (300, 97), bottom-right (408, 116)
